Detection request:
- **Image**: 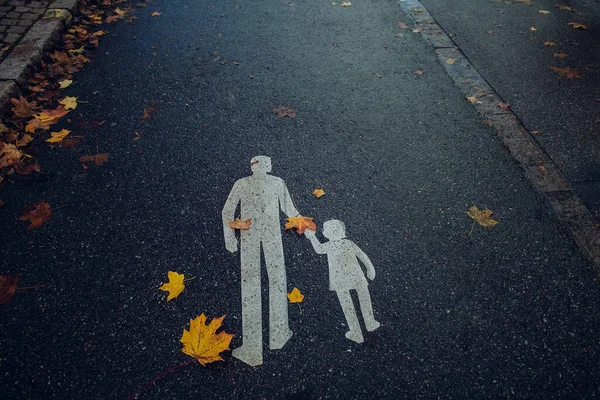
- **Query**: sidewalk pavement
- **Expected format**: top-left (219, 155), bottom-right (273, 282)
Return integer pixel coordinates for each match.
top-left (0, 0), bottom-right (78, 109)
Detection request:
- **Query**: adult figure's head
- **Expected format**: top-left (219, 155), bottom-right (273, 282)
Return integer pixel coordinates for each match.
top-left (250, 156), bottom-right (272, 176)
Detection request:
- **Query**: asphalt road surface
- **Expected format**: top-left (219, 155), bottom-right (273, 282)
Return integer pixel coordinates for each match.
top-left (1, 0), bottom-right (599, 398)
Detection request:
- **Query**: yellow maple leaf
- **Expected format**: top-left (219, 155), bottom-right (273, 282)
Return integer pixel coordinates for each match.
top-left (228, 218), bottom-right (251, 230)
top-left (466, 205), bottom-right (498, 227)
top-left (287, 287), bottom-right (304, 303)
top-left (312, 188), bottom-right (325, 198)
top-left (285, 216), bottom-right (317, 235)
top-left (59, 97), bottom-right (78, 110)
top-left (159, 271), bottom-right (185, 301)
top-left (46, 129), bottom-right (71, 143)
top-left (58, 79), bottom-right (72, 88)
top-left (180, 314), bottom-right (235, 366)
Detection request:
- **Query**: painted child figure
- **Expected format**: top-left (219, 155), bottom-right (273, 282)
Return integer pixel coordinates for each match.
top-left (305, 220), bottom-right (380, 343)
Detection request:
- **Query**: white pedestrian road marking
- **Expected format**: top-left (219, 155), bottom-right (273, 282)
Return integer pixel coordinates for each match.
top-left (222, 156), bottom-right (299, 366)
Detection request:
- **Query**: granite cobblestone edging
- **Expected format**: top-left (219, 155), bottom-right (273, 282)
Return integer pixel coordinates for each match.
top-left (0, 0), bottom-right (79, 110)
top-left (401, 0), bottom-right (600, 270)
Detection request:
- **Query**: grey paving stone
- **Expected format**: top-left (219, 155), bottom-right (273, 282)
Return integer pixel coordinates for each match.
top-left (7, 25), bottom-right (26, 33)
top-left (13, 5), bottom-right (29, 12)
top-left (0, 25), bottom-right (6, 32)
top-left (8, 1), bottom-right (26, 7)
top-left (6, 11), bottom-right (20, 18)
top-left (21, 12), bottom-right (39, 19)
top-left (4, 32), bottom-right (20, 42)
top-left (2, 17), bottom-right (17, 25)
top-left (18, 19), bottom-right (31, 26)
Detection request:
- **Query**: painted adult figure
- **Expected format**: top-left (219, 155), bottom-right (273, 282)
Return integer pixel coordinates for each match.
top-left (222, 156), bottom-right (300, 366)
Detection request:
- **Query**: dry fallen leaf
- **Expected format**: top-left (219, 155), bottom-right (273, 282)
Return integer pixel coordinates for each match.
top-left (80, 153), bottom-right (109, 166)
top-left (59, 96), bottom-right (78, 110)
top-left (497, 102), bottom-right (511, 111)
top-left (58, 79), bottom-right (73, 88)
top-left (568, 22), bottom-right (588, 30)
top-left (0, 275), bottom-right (18, 304)
top-left (446, 58), bottom-right (455, 65)
top-left (11, 96), bottom-right (39, 119)
top-left (287, 287), bottom-right (304, 303)
top-left (312, 188), bottom-right (325, 198)
top-left (340, 1), bottom-right (352, 6)
top-left (544, 41), bottom-right (556, 46)
top-left (272, 106), bottom-right (296, 118)
top-left (46, 129), bottom-right (71, 143)
top-left (0, 143), bottom-right (23, 168)
top-left (19, 201), bottom-right (52, 230)
top-left (159, 271), bottom-right (185, 301)
top-left (530, 26), bottom-right (537, 31)
top-left (466, 96), bottom-right (482, 104)
top-left (151, 11), bottom-right (162, 17)
top-left (555, 4), bottom-right (573, 11)
top-left (59, 136), bottom-right (84, 148)
top-left (180, 314), bottom-right (234, 366)
top-left (228, 218), bottom-right (251, 230)
top-left (133, 131), bottom-right (141, 141)
top-left (553, 52), bottom-right (568, 59)
top-left (516, 0), bottom-right (533, 5)
top-left (397, 21), bottom-right (409, 29)
top-left (285, 216), bottom-right (317, 235)
top-left (414, 69), bottom-right (424, 75)
top-left (550, 66), bottom-right (582, 79)
top-left (140, 107), bottom-right (156, 119)
top-left (411, 28), bottom-right (423, 33)
top-left (467, 205), bottom-right (498, 227)
top-left (538, 9), bottom-right (551, 14)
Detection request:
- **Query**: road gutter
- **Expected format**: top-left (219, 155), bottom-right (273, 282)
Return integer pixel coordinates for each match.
top-left (400, 0), bottom-right (600, 270)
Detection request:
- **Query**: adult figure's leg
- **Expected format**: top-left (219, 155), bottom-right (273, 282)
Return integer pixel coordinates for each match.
top-left (232, 233), bottom-right (263, 366)
top-left (263, 234), bottom-right (292, 349)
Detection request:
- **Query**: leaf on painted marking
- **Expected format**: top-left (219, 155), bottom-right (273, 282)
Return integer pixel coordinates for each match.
top-left (159, 271), bottom-right (185, 301)
top-left (287, 287), bottom-right (304, 303)
top-left (228, 218), bottom-right (251, 230)
top-left (538, 9), bottom-right (551, 14)
top-left (411, 28), bottom-right (423, 33)
top-left (285, 216), bottom-right (317, 235)
top-left (18, 201), bottom-right (52, 230)
top-left (497, 102), bottom-right (511, 111)
top-left (80, 153), bottom-right (109, 167)
top-left (396, 21), bottom-right (409, 29)
top-left (466, 205), bottom-right (498, 227)
top-left (414, 69), bottom-right (424, 75)
top-left (180, 314), bottom-right (234, 366)
top-left (553, 52), bottom-right (568, 59)
top-left (46, 129), bottom-right (70, 143)
top-left (272, 106), bottom-right (296, 118)
top-left (340, 2), bottom-right (352, 6)
top-left (466, 96), bottom-right (482, 104)
top-left (446, 58), bottom-right (455, 64)
top-left (58, 79), bottom-right (73, 89)
top-left (312, 188), bottom-right (325, 198)
top-left (550, 66), bottom-right (582, 78)
top-left (568, 22), bottom-right (588, 30)
top-left (59, 97), bottom-right (78, 110)
top-left (0, 275), bottom-right (18, 304)
top-left (544, 41), bottom-right (556, 46)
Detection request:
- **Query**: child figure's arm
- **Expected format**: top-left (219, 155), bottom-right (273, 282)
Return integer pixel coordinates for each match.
top-left (353, 243), bottom-right (375, 280)
top-left (304, 229), bottom-right (326, 254)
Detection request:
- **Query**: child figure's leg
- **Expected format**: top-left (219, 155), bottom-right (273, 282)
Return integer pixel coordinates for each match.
top-left (356, 284), bottom-right (380, 332)
top-left (336, 291), bottom-right (364, 343)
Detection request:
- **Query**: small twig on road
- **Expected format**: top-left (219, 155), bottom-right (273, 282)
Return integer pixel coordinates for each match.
top-left (16, 284), bottom-right (46, 290)
top-left (127, 358), bottom-right (196, 400)
top-left (468, 220), bottom-right (476, 237)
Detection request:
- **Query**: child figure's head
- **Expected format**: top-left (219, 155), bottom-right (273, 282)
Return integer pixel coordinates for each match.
top-left (323, 220), bottom-right (346, 241)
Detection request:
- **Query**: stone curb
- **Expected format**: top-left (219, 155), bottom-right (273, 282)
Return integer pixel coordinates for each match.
top-left (0, 0), bottom-right (79, 112)
top-left (401, 0), bottom-right (600, 269)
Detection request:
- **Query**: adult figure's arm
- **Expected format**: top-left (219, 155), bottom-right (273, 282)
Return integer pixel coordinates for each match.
top-left (222, 180), bottom-right (242, 253)
top-left (279, 180), bottom-right (300, 218)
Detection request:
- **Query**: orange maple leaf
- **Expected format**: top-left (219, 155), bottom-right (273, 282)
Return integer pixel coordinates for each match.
top-left (159, 271), bottom-right (185, 302)
top-left (19, 201), bottom-right (52, 230)
top-left (180, 314), bottom-right (235, 366)
top-left (228, 218), bottom-right (251, 230)
top-left (0, 275), bottom-right (18, 304)
top-left (312, 188), bottom-right (325, 198)
top-left (285, 216), bottom-right (317, 235)
top-left (287, 287), bottom-right (304, 303)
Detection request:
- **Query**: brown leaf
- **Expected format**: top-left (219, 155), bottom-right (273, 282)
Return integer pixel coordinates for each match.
top-left (11, 96), bottom-right (39, 119)
top-left (19, 201), bottom-right (52, 230)
top-left (0, 275), bottom-right (18, 304)
top-left (553, 52), bottom-right (568, 59)
top-left (550, 66), bottom-right (582, 78)
top-left (80, 153), bottom-right (109, 166)
top-left (568, 22), bottom-right (587, 29)
top-left (0, 143), bottom-right (23, 168)
top-left (497, 102), bottom-right (511, 111)
top-left (59, 136), bottom-right (84, 148)
top-left (272, 106), bottom-right (296, 118)
top-left (140, 107), bottom-right (156, 119)
top-left (414, 69), bottom-right (424, 75)
top-left (555, 4), bottom-right (573, 11)
top-left (151, 11), bottom-right (162, 17)
top-left (228, 218), bottom-right (251, 230)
